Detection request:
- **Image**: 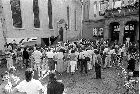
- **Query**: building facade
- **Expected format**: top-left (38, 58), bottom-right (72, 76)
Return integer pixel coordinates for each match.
top-left (82, 0), bottom-right (139, 43)
top-left (0, 0), bottom-right (82, 49)
top-left (52, 0), bottom-right (82, 41)
top-left (104, 0), bottom-right (139, 43)
top-left (82, 0), bottom-right (105, 40)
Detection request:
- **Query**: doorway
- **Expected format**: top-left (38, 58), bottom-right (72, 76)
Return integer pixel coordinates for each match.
top-left (123, 21), bottom-right (137, 42)
top-left (109, 22), bottom-right (120, 42)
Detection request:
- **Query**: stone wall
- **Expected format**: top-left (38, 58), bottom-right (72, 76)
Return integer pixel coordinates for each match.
top-left (52, 0), bottom-right (82, 41)
top-left (1, 0), bottom-right (82, 42)
top-left (1, 0), bottom-right (51, 38)
top-left (89, 0), bottom-right (104, 21)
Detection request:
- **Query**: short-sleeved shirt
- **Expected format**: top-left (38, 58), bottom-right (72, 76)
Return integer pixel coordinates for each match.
top-left (32, 50), bottom-right (42, 63)
top-left (16, 79), bottom-right (43, 94)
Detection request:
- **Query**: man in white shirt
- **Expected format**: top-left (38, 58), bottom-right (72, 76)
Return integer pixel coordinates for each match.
top-left (103, 47), bottom-right (109, 54)
top-left (12, 68), bottom-right (44, 94)
top-left (32, 47), bottom-right (42, 77)
top-left (79, 49), bottom-right (88, 74)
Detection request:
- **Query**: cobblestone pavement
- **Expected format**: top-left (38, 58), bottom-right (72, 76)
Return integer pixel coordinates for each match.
top-left (0, 66), bottom-right (138, 94)
top-left (41, 68), bottom-right (128, 94)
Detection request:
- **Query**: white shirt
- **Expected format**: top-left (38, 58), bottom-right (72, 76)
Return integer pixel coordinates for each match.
top-left (16, 79), bottom-right (43, 94)
top-left (46, 51), bottom-right (55, 58)
top-left (109, 49), bottom-right (115, 54)
top-left (32, 50), bottom-right (42, 63)
top-left (55, 52), bottom-right (64, 59)
top-left (79, 50), bottom-right (88, 59)
top-left (103, 48), bottom-right (109, 54)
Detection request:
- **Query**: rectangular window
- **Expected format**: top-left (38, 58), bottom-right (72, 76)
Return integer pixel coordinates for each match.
top-left (33, 0), bottom-right (40, 28)
top-left (10, 0), bottom-right (22, 28)
top-left (74, 9), bottom-right (77, 31)
top-left (93, 1), bottom-right (97, 17)
top-left (48, 0), bottom-right (53, 29)
top-left (67, 6), bottom-right (70, 29)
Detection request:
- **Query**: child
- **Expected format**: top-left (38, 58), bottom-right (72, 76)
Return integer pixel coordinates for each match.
top-left (9, 66), bottom-right (20, 87)
top-left (6, 51), bottom-right (13, 70)
top-left (0, 71), bottom-right (12, 94)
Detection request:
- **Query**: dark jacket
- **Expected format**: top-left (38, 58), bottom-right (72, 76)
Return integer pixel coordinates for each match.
top-left (127, 58), bottom-right (136, 72)
top-left (23, 50), bottom-right (29, 59)
top-left (47, 80), bottom-right (64, 94)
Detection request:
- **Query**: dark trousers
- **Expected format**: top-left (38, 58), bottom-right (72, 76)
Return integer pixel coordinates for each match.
top-left (95, 63), bottom-right (101, 79)
top-left (48, 58), bottom-right (55, 71)
top-left (80, 59), bottom-right (88, 74)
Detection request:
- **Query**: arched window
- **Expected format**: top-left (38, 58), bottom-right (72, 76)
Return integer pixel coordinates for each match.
top-left (33, 0), bottom-right (40, 28)
top-left (10, 0), bottom-right (22, 28)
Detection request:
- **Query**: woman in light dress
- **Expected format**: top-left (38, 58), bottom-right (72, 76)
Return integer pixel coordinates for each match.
top-left (69, 50), bottom-right (77, 74)
top-left (63, 50), bottom-right (70, 73)
top-left (55, 50), bottom-right (64, 74)
top-left (86, 48), bottom-right (94, 70)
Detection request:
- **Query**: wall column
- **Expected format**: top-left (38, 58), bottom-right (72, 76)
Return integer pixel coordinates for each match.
top-left (136, 22), bottom-right (139, 41)
top-left (119, 21), bottom-right (125, 44)
top-left (104, 24), bottom-right (110, 40)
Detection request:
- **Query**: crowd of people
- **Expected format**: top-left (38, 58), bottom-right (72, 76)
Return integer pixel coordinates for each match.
top-left (0, 38), bottom-right (139, 94)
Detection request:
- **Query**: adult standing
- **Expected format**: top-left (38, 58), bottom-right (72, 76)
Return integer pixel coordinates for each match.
top-left (127, 54), bottom-right (136, 72)
top-left (46, 49), bottom-right (55, 72)
top-left (16, 48), bottom-right (23, 69)
top-left (69, 50), bottom-right (77, 75)
top-left (55, 50), bottom-right (64, 75)
top-left (12, 68), bottom-right (44, 94)
top-left (32, 47), bottom-right (42, 78)
top-left (47, 73), bottom-right (64, 94)
top-left (95, 51), bottom-right (102, 79)
top-left (79, 49), bottom-right (88, 74)
top-left (23, 47), bottom-right (29, 68)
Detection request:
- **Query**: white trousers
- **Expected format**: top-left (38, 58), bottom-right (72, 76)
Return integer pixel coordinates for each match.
top-left (70, 61), bottom-right (77, 73)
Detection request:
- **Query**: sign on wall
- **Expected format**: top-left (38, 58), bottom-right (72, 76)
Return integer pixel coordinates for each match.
top-left (93, 27), bottom-right (103, 37)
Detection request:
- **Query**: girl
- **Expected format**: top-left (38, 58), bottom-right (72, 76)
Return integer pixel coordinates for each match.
top-left (9, 66), bottom-right (20, 87)
top-left (6, 51), bottom-right (13, 70)
top-left (0, 71), bottom-right (12, 94)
